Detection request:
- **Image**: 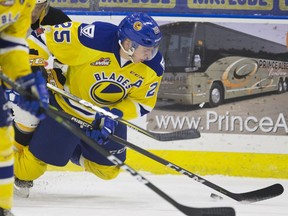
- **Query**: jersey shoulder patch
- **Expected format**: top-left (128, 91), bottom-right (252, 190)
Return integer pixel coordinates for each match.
top-left (78, 22), bottom-right (118, 53)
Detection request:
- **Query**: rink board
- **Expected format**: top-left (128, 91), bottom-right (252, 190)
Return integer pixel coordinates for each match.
top-left (47, 150), bottom-right (288, 179)
top-left (47, 133), bottom-right (288, 179)
top-left (46, 14), bottom-right (287, 179)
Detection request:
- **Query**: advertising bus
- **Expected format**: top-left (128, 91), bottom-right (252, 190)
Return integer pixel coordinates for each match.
top-left (157, 22), bottom-right (288, 107)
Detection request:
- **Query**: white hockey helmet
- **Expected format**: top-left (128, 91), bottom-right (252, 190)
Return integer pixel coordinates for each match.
top-left (32, 0), bottom-right (50, 23)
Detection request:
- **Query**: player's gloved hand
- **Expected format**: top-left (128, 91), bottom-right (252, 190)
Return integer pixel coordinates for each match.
top-left (5, 88), bottom-right (20, 104)
top-left (86, 107), bottom-right (123, 145)
top-left (0, 86), bottom-right (13, 127)
top-left (14, 71), bottom-right (49, 120)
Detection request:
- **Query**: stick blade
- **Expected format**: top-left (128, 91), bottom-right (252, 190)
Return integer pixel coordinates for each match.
top-left (154, 128), bottom-right (201, 141)
top-left (235, 183), bottom-right (284, 203)
top-left (179, 205), bottom-right (236, 216)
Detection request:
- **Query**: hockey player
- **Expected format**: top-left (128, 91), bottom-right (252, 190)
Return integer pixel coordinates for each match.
top-left (10, 12), bottom-right (164, 197)
top-left (0, 1), bottom-right (49, 215)
top-left (10, 0), bottom-right (71, 196)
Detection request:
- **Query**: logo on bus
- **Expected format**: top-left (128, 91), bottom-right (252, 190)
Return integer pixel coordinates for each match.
top-left (222, 58), bottom-right (258, 88)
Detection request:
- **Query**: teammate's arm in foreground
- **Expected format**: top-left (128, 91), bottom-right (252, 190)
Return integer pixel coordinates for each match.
top-left (7, 0), bottom-right (71, 192)
top-left (0, 0), bottom-right (49, 215)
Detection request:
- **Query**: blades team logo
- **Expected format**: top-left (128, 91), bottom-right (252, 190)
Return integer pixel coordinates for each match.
top-left (90, 81), bottom-right (126, 105)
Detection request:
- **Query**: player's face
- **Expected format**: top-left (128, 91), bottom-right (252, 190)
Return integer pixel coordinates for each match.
top-left (31, 3), bottom-right (46, 24)
top-left (132, 45), bottom-right (156, 63)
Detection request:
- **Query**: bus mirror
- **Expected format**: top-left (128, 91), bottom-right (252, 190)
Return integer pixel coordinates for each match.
top-left (194, 54), bottom-right (201, 68)
top-left (186, 55), bottom-right (202, 72)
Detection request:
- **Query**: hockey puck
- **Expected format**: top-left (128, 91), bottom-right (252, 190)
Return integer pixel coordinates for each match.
top-left (210, 193), bottom-right (223, 200)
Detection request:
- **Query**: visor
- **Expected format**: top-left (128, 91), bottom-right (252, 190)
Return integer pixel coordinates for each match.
top-left (36, 0), bottom-right (47, 3)
top-left (131, 41), bottom-right (159, 61)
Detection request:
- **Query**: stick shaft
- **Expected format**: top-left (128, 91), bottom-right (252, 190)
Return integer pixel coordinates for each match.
top-left (47, 83), bottom-right (200, 141)
top-left (56, 108), bottom-right (284, 203)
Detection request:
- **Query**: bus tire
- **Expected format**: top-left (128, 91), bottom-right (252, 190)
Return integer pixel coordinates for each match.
top-left (209, 82), bottom-right (224, 107)
top-left (283, 79), bottom-right (288, 92)
top-left (277, 79), bottom-right (283, 94)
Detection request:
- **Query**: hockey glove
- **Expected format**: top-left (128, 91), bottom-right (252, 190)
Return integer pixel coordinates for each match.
top-left (0, 86), bottom-right (13, 127)
top-left (86, 107), bottom-right (123, 145)
top-left (14, 71), bottom-right (49, 120)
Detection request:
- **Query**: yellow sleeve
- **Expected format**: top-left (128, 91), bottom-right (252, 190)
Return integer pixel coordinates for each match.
top-left (27, 36), bottom-right (51, 61)
top-left (0, 0), bottom-right (36, 81)
top-left (1, 0), bottom-right (35, 39)
top-left (110, 74), bottom-right (162, 120)
top-left (28, 22), bottom-right (96, 66)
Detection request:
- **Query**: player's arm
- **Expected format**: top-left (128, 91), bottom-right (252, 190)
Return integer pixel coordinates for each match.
top-left (112, 75), bottom-right (162, 120)
top-left (28, 21), bottom-right (93, 66)
top-left (0, 0), bottom-right (35, 80)
top-left (1, 0), bottom-right (49, 119)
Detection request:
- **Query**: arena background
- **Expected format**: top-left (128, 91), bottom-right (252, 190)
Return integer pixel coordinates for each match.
top-left (45, 1), bottom-right (288, 179)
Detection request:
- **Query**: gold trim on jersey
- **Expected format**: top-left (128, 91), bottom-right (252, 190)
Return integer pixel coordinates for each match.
top-left (46, 69), bottom-right (64, 90)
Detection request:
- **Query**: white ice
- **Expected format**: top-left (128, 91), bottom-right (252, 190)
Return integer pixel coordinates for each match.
top-left (13, 171), bottom-right (288, 216)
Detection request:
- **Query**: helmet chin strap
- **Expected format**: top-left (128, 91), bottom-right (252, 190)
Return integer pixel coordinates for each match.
top-left (118, 40), bottom-right (135, 63)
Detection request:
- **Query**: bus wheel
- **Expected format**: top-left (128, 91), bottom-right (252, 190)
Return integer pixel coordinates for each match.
top-left (209, 82), bottom-right (224, 107)
top-left (283, 79), bottom-right (288, 92)
top-left (277, 80), bottom-right (283, 94)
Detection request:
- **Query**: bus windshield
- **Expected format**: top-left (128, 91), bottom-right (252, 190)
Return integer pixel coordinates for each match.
top-left (159, 22), bottom-right (195, 73)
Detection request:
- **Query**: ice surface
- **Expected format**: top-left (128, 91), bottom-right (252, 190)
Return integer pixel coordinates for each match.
top-left (13, 171), bottom-right (288, 216)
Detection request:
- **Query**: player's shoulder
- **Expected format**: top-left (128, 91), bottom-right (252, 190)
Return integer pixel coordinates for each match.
top-left (77, 22), bottom-right (118, 52)
top-left (26, 0), bottom-right (36, 8)
top-left (143, 52), bottom-right (165, 77)
top-left (0, 0), bottom-right (34, 13)
top-left (47, 7), bottom-right (69, 18)
top-left (44, 7), bottom-right (71, 23)
top-left (25, 0), bottom-right (36, 11)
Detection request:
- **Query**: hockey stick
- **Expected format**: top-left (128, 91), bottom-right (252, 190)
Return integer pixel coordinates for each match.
top-left (46, 83), bottom-right (200, 141)
top-left (53, 108), bottom-right (284, 203)
top-left (0, 72), bottom-right (235, 216)
top-left (109, 135), bottom-right (284, 203)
